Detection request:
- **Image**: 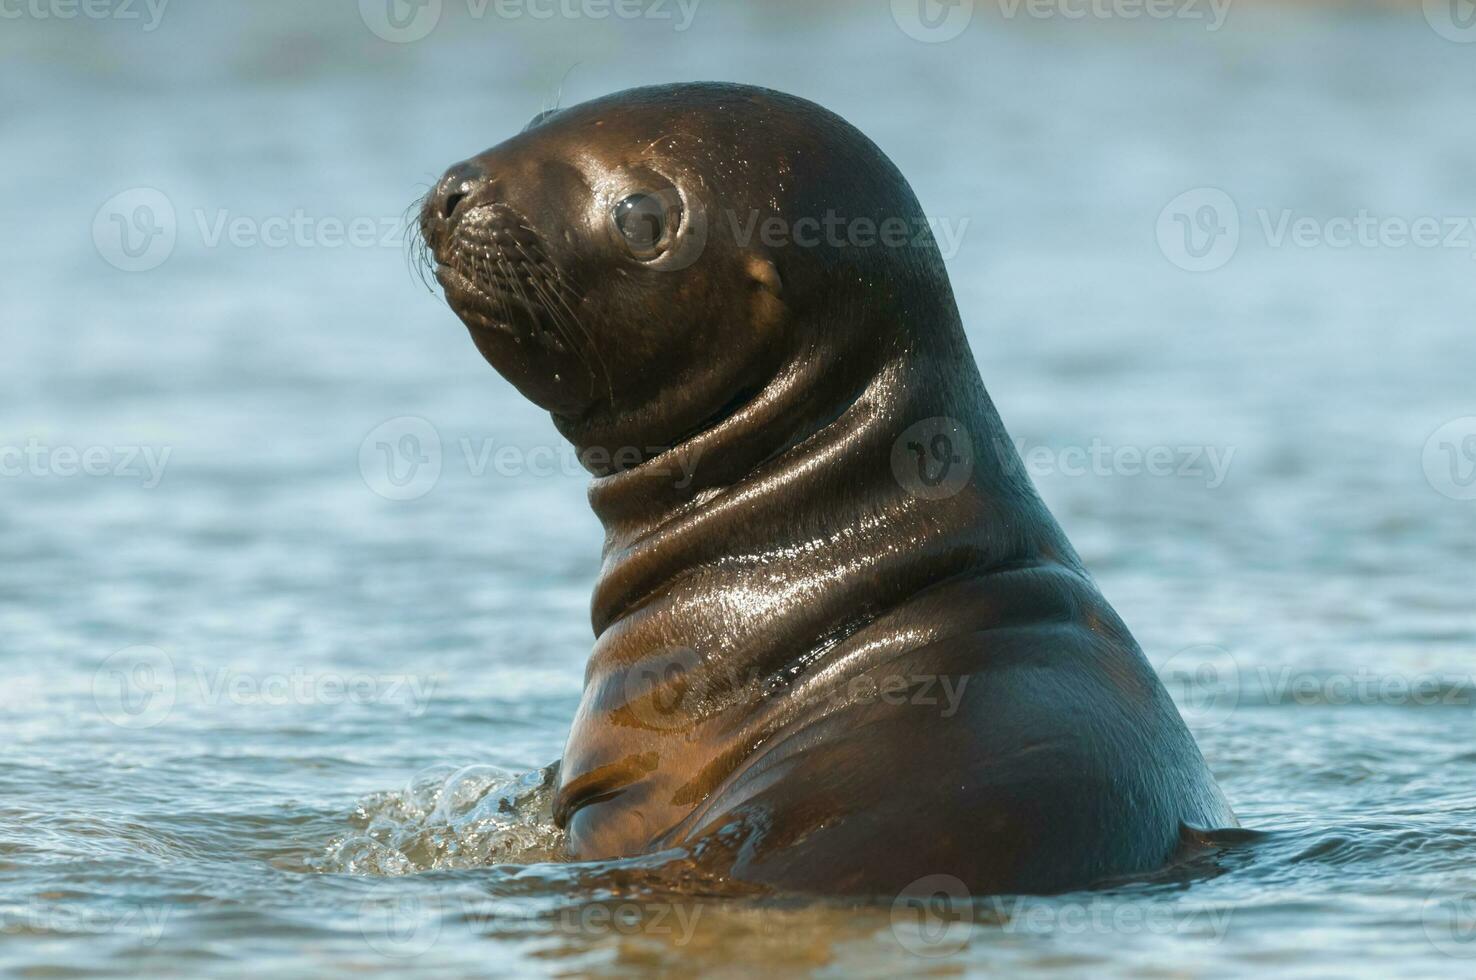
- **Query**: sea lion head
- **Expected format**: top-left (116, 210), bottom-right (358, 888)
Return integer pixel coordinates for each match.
top-left (419, 82), bottom-right (954, 470)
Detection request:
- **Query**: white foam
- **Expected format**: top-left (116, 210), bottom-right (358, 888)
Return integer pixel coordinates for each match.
top-left (318, 763), bottom-right (566, 875)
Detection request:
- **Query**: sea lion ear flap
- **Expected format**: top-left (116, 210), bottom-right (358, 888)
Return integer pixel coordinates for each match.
top-left (745, 255), bottom-right (782, 295)
top-left (744, 255), bottom-right (787, 334)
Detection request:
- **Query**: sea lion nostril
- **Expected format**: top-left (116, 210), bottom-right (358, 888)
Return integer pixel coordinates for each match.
top-left (442, 189), bottom-right (468, 220)
top-left (435, 161), bottom-right (487, 223)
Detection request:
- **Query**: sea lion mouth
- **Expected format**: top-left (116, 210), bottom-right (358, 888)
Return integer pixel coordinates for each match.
top-left (425, 202), bottom-right (585, 357)
top-left (434, 262), bottom-right (561, 348)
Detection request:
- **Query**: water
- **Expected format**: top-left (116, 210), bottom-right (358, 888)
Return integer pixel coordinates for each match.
top-left (4, 1), bottom-right (1475, 975)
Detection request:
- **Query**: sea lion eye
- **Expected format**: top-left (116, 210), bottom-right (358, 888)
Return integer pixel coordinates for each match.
top-left (613, 192), bottom-right (678, 257)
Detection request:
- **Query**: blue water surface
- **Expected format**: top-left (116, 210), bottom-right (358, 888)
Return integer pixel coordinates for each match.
top-left (3, 2), bottom-right (1475, 976)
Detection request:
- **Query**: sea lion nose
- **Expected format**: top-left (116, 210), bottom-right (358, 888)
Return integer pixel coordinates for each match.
top-left (433, 160), bottom-right (489, 223)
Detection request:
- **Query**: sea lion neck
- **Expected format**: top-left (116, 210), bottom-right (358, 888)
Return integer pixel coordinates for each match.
top-left (579, 323), bottom-right (877, 541)
top-left (580, 309), bottom-right (1060, 640)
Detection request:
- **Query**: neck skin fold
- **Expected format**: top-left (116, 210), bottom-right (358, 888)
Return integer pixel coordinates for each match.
top-left (575, 305), bottom-right (1073, 679)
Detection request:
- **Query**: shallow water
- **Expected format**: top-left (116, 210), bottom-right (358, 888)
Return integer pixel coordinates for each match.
top-left (4, 1), bottom-right (1476, 975)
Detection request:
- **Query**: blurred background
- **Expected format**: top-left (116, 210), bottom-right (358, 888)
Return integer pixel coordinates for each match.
top-left (3, 1), bottom-right (1475, 976)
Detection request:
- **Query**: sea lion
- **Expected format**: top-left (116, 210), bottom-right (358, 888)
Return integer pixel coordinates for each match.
top-left (417, 82), bottom-right (1236, 896)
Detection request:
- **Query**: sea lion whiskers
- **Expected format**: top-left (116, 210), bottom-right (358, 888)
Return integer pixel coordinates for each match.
top-left (406, 187), bottom-right (438, 295)
top-left (488, 252), bottom-right (520, 336)
top-left (472, 247), bottom-right (516, 335)
top-left (491, 249), bottom-right (565, 355)
top-left (510, 238), bottom-right (613, 402)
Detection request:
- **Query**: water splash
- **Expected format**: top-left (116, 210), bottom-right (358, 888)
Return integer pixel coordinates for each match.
top-left (317, 762), bottom-right (567, 875)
